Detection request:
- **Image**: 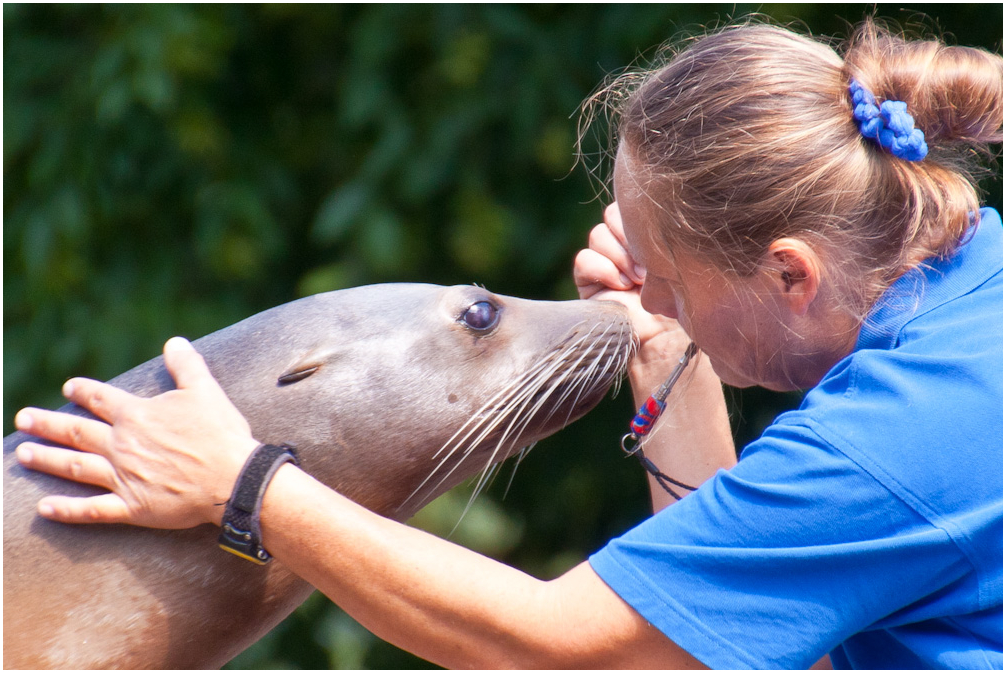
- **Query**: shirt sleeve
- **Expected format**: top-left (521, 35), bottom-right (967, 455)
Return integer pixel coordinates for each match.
top-left (588, 419), bottom-right (974, 670)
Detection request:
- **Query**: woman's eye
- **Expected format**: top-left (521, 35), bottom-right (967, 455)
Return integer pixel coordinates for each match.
top-left (461, 301), bottom-right (499, 331)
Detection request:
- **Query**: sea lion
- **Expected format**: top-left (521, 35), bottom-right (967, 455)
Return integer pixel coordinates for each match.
top-left (3, 283), bottom-right (634, 669)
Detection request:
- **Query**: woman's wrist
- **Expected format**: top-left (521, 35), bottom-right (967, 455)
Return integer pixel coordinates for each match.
top-left (208, 436), bottom-right (263, 527)
top-left (627, 333), bottom-right (696, 405)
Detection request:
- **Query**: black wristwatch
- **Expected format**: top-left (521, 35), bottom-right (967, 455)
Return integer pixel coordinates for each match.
top-left (218, 443), bottom-right (298, 565)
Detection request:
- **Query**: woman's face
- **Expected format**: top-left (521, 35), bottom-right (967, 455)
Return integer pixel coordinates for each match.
top-left (613, 149), bottom-right (804, 391)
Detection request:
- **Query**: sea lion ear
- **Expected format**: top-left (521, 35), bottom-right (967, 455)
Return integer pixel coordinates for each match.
top-left (277, 366), bottom-right (318, 386)
top-left (277, 347), bottom-right (340, 386)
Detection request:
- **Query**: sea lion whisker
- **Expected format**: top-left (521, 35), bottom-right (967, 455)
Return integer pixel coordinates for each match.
top-left (464, 449), bottom-right (508, 519)
top-left (609, 321), bottom-right (634, 397)
top-left (533, 361), bottom-right (599, 429)
top-left (592, 331), bottom-right (626, 383)
top-left (461, 357), bottom-right (573, 462)
top-left (536, 328), bottom-right (615, 425)
top-left (461, 384), bottom-right (558, 510)
top-left (428, 358), bottom-right (555, 462)
top-left (496, 355), bottom-right (587, 448)
top-left (486, 334), bottom-right (593, 425)
top-left (489, 332), bottom-right (611, 450)
top-left (449, 461), bottom-right (503, 536)
top-left (502, 444), bottom-right (534, 500)
top-left (456, 345), bottom-right (585, 475)
top-left (460, 436), bottom-right (536, 528)
top-left (449, 433), bottom-right (533, 535)
top-left (554, 342), bottom-right (615, 427)
top-left (515, 335), bottom-right (594, 405)
top-left (402, 320), bottom-right (632, 511)
top-left (428, 383), bottom-right (531, 462)
top-left (440, 461), bottom-right (502, 539)
top-left (559, 330), bottom-right (630, 427)
top-left (403, 359), bottom-right (559, 506)
top-left (603, 321), bottom-right (635, 396)
top-left (438, 408), bottom-right (529, 529)
top-left (440, 360), bottom-right (557, 454)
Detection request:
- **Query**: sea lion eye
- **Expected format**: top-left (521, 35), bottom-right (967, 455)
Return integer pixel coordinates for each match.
top-left (461, 301), bottom-right (499, 331)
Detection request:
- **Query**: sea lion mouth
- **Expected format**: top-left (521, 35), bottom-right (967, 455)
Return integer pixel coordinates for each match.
top-left (399, 316), bottom-right (636, 514)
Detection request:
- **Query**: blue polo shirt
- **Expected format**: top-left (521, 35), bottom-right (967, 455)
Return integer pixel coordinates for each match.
top-left (590, 209), bottom-right (1003, 669)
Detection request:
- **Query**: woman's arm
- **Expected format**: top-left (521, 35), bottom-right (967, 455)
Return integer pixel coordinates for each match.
top-left (574, 203), bottom-right (736, 511)
top-left (15, 338), bottom-right (705, 669)
top-left (628, 345), bottom-right (736, 512)
top-left (259, 462), bottom-right (706, 669)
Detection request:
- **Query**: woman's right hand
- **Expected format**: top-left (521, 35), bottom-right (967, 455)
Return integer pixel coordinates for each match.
top-left (15, 337), bottom-right (258, 529)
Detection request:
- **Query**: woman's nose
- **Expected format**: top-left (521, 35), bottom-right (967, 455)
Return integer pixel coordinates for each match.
top-left (640, 282), bottom-right (678, 320)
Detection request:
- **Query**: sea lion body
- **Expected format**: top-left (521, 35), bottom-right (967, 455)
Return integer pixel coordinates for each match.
top-left (3, 283), bottom-right (633, 669)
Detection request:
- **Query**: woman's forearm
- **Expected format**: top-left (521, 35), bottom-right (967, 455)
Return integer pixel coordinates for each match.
top-left (261, 463), bottom-right (557, 668)
top-left (628, 349), bottom-right (736, 512)
top-left (259, 463), bottom-right (704, 669)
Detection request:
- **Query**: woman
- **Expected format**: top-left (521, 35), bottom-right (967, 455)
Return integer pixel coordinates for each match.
top-left (14, 19), bottom-right (1003, 669)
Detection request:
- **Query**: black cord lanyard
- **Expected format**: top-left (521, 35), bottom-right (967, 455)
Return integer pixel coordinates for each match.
top-left (620, 342), bottom-right (699, 501)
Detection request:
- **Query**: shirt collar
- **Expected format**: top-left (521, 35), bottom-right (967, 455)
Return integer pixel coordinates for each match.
top-left (856, 207), bottom-right (1004, 351)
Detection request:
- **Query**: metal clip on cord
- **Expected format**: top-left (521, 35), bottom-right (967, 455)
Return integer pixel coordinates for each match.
top-left (621, 342), bottom-right (699, 501)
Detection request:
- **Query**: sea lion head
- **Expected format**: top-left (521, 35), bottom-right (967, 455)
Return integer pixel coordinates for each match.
top-left (198, 284), bottom-right (635, 518)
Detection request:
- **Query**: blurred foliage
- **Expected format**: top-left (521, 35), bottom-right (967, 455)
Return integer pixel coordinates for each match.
top-left (4, 4), bottom-right (1001, 669)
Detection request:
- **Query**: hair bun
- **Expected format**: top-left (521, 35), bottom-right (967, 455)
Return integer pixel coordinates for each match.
top-left (844, 18), bottom-right (1003, 148)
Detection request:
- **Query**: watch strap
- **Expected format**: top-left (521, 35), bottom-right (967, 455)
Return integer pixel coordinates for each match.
top-left (218, 443), bottom-right (298, 565)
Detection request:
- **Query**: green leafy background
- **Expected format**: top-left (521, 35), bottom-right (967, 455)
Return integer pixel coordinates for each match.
top-left (4, 4), bottom-right (1001, 669)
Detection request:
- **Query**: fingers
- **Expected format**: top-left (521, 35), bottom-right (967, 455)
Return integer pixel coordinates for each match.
top-left (15, 406), bottom-right (113, 456)
top-left (573, 219), bottom-right (645, 300)
top-left (572, 202), bottom-right (648, 301)
top-left (591, 223), bottom-right (644, 284)
top-left (603, 202), bottom-right (627, 244)
top-left (162, 337), bottom-right (248, 438)
top-left (60, 377), bottom-right (135, 424)
top-left (604, 202), bottom-right (648, 280)
top-left (574, 248), bottom-right (632, 299)
top-left (162, 337), bottom-right (218, 392)
top-left (36, 492), bottom-right (131, 524)
top-left (16, 441), bottom-right (117, 490)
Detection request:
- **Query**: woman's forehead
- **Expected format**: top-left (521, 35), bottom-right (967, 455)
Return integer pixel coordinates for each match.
top-left (612, 144), bottom-right (639, 200)
top-left (612, 149), bottom-right (654, 256)
top-left (614, 151), bottom-right (684, 269)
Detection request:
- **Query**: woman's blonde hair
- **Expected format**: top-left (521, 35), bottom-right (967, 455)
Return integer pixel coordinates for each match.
top-left (590, 18), bottom-right (1002, 317)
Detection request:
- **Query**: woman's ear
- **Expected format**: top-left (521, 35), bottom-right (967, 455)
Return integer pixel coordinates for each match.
top-left (764, 238), bottom-right (821, 316)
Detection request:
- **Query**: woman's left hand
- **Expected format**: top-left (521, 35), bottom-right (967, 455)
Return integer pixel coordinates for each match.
top-left (573, 202), bottom-right (692, 370)
top-left (15, 337), bottom-right (258, 529)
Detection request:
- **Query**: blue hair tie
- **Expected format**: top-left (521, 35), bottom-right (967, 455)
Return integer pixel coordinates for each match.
top-left (849, 79), bottom-right (928, 161)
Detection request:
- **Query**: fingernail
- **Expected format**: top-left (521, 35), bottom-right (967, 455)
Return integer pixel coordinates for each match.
top-left (15, 409), bottom-right (33, 430)
top-left (16, 444), bottom-right (33, 463)
top-left (63, 379), bottom-right (75, 397)
top-left (618, 272), bottom-right (634, 288)
top-left (165, 336), bottom-right (192, 352)
top-left (634, 264), bottom-right (647, 281)
top-left (38, 502), bottom-right (54, 517)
